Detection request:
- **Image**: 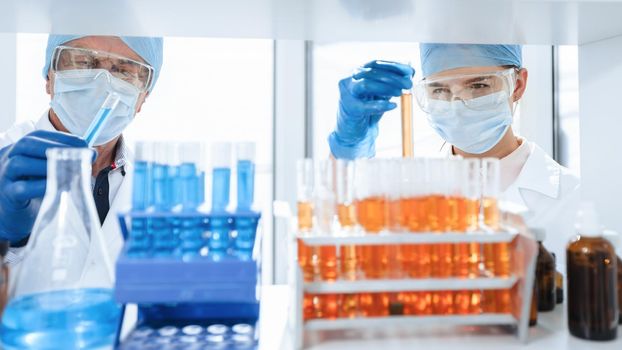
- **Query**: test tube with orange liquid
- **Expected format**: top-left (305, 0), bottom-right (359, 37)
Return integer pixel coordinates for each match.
top-left (296, 159), bottom-right (317, 320)
top-left (427, 158), bottom-right (454, 315)
top-left (481, 158), bottom-right (511, 314)
top-left (354, 159), bottom-right (389, 316)
top-left (314, 159), bottom-right (339, 319)
top-left (336, 160), bottom-right (359, 318)
top-left (400, 158), bottom-right (432, 315)
top-left (452, 158), bottom-right (482, 314)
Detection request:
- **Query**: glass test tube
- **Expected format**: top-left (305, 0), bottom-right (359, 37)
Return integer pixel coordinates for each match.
top-left (297, 159), bottom-right (317, 321)
top-left (178, 142), bottom-right (203, 258)
top-left (314, 160), bottom-right (338, 319)
top-left (128, 141), bottom-right (153, 257)
top-left (211, 142), bottom-right (232, 212)
top-left (336, 160), bottom-right (359, 318)
top-left (401, 90), bottom-right (414, 158)
top-left (428, 158), bottom-right (454, 315)
top-left (400, 158), bottom-right (431, 315)
top-left (151, 143), bottom-right (173, 257)
top-left (236, 142), bottom-right (256, 211)
top-left (208, 142), bottom-right (233, 256)
top-left (482, 158), bottom-right (511, 313)
top-left (354, 159), bottom-right (389, 317)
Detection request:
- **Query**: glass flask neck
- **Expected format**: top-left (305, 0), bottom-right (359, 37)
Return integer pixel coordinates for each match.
top-left (46, 148), bottom-right (94, 195)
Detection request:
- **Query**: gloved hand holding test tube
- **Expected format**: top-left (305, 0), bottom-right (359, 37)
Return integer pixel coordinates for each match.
top-left (83, 92), bottom-right (121, 147)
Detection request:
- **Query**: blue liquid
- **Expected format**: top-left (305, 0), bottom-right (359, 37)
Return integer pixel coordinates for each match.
top-left (180, 163), bottom-right (199, 210)
top-left (208, 214), bottom-right (231, 254)
top-left (198, 171), bottom-right (205, 205)
top-left (166, 165), bottom-right (181, 208)
top-left (211, 167), bottom-right (231, 211)
top-left (233, 214), bottom-right (259, 260)
top-left (151, 163), bottom-right (174, 256)
top-left (237, 160), bottom-right (255, 210)
top-left (84, 107), bottom-right (112, 146)
top-left (177, 163), bottom-right (203, 258)
top-left (129, 160), bottom-right (151, 257)
top-left (1, 288), bottom-right (121, 350)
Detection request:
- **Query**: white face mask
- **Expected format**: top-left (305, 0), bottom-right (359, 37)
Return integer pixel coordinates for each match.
top-left (50, 69), bottom-right (140, 146)
top-left (426, 91), bottom-right (514, 154)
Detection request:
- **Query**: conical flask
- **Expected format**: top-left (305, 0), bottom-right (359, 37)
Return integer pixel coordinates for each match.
top-left (15, 147), bottom-right (114, 295)
top-left (1, 148), bottom-right (120, 350)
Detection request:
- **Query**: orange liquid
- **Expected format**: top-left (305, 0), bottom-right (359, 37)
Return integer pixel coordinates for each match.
top-left (340, 293), bottom-right (359, 318)
top-left (317, 294), bottom-right (339, 319)
top-left (429, 195), bottom-right (453, 315)
top-left (303, 293), bottom-right (316, 321)
top-left (400, 196), bottom-right (432, 314)
top-left (359, 292), bottom-right (389, 317)
top-left (451, 197), bottom-right (481, 314)
top-left (318, 245), bottom-right (338, 281)
top-left (297, 201), bottom-right (313, 231)
top-left (483, 198), bottom-right (512, 313)
top-left (297, 238), bottom-right (316, 282)
top-left (340, 245), bottom-right (358, 280)
top-left (356, 197), bottom-right (387, 233)
top-left (356, 197), bottom-right (388, 279)
top-left (337, 203), bottom-right (356, 228)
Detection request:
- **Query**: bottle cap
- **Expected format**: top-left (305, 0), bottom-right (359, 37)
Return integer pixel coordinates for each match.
top-left (211, 142), bottom-right (232, 168)
top-left (236, 142), bottom-right (255, 162)
top-left (575, 201), bottom-right (602, 237)
top-left (530, 227), bottom-right (546, 242)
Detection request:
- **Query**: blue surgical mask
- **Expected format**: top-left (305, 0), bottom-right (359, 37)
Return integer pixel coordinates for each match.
top-left (426, 91), bottom-right (513, 154)
top-left (50, 69), bottom-right (140, 146)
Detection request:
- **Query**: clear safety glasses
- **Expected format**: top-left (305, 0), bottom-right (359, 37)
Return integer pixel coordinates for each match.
top-left (52, 45), bottom-right (154, 92)
top-left (414, 68), bottom-right (518, 113)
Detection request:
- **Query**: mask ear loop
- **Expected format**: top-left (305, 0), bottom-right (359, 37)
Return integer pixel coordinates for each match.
top-left (509, 68), bottom-right (520, 115)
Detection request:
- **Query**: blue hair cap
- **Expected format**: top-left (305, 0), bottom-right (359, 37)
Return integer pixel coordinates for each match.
top-left (420, 43), bottom-right (522, 78)
top-left (43, 35), bottom-right (164, 92)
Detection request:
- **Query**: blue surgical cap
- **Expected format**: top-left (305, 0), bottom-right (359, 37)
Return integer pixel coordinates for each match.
top-left (419, 43), bottom-right (522, 78)
top-left (43, 35), bottom-right (164, 92)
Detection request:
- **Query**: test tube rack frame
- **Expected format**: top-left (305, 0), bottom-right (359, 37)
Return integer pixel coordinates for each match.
top-left (114, 210), bottom-right (263, 346)
top-left (288, 213), bottom-right (538, 349)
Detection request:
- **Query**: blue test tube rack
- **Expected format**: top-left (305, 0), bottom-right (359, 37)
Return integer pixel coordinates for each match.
top-left (114, 210), bottom-right (261, 348)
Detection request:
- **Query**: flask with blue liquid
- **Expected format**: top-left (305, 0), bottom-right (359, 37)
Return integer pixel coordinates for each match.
top-left (1, 148), bottom-right (121, 349)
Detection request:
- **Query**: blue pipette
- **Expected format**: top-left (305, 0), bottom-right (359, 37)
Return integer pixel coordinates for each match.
top-left (83, 93), bottom-right (121, 147)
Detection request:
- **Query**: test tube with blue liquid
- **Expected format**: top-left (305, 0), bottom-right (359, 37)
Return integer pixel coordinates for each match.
top-left (150, 143), bottom-right (173, 257)
top-left (233, 142), bottom-right (259, 260)
top-left (208, 142), bottom-right (232, 258)
top-left (129, 141), bottom-right (153, 257)
top-left (178, 142), bottom-right (204, 259)
top-left (83, 93), bottom-right (120, 147)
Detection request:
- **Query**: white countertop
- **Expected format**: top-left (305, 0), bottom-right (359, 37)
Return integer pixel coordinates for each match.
top-left (258, 285), bottom-right (622, 350)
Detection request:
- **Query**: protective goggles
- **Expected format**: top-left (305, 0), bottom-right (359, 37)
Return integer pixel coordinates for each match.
top-left (414, 68), bottom-right (518, 113)
top-left (52, 45), bottom-right (154, 92)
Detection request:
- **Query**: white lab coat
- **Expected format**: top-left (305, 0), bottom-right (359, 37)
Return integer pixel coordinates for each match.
top-left (498, 141), bottom-right (581, 269)
top-left (0, 114), bottom-right (131, 297)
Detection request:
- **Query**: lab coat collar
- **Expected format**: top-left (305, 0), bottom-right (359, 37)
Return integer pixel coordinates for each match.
top-left (511, 143), bottom-right (560, 199)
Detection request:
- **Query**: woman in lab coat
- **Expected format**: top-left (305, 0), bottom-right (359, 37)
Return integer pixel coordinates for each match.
top-left (0, 35), bottom-right (163, 295)
top-left (328, 43), bottom-right (580, 265)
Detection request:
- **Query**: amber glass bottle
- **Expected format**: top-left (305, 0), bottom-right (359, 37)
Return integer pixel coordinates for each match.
top-left (532, 228), bottom-right (556, 312)
top-left (529, 278), bottom-right (538, 327)
top-left (567, 203), bottom-right (618, 341)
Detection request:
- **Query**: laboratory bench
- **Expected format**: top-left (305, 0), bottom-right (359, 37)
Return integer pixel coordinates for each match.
top-left (251, 285), bottom-right (622, 350)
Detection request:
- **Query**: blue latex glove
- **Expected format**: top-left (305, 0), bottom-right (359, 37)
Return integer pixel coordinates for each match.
top-left (328, 60), bottom-right (414, 159)
top-left (0, 130), bottom-right (88, 244)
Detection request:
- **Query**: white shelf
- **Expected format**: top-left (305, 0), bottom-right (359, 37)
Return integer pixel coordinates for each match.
top-left (3, 0), bottom-right (622, 44)
top-left (299, 230), bottom-right (518, 246)
top-left (304, 276), bottom-right (519, 293)
top-left (304, 314), bottom-right (517, 332)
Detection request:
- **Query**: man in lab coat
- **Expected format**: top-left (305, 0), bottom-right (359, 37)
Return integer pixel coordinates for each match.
top-left (328, 44), bottom-right (580, 267)
top-left (0, 35), bottom-right (163, 294)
